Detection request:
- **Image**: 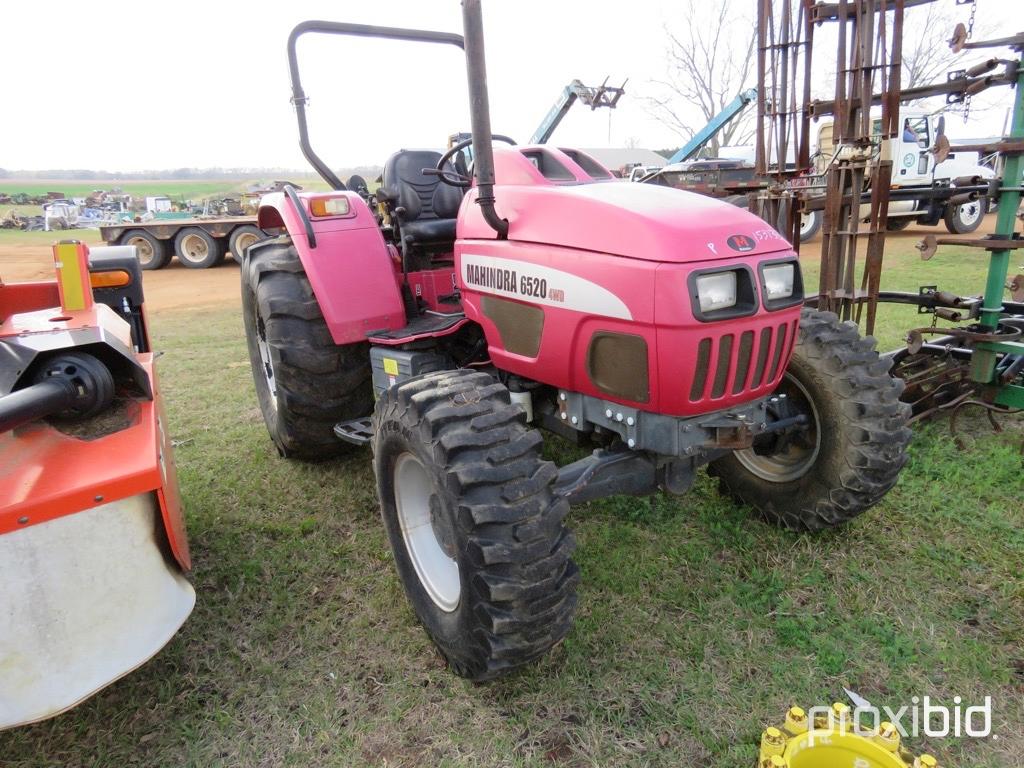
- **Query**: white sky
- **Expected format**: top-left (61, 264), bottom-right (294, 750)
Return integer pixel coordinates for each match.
top-left (0, 0), bottom-right (1019, 173)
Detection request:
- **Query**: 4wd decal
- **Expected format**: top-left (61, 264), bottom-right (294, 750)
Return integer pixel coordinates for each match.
top-left (461, 254), bottom-right (632, 320)
top-left (727, 234), bottom-right (756, 252)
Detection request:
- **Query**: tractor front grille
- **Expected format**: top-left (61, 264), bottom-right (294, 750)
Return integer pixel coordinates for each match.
top-left (688, 320), bottom-right (796, 402)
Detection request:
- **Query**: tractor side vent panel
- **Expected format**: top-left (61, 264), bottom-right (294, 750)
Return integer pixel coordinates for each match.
top-left (687, 320), bottom-right (796, 403)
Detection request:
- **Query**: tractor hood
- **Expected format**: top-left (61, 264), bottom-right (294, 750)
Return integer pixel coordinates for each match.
top-left (459, 181), bottom-right (793, 263)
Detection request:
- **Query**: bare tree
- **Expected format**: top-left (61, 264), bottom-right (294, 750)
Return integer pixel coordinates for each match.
top-left (901, 3), bottom-right (996, 103)
top-left (645, 0), bottom-right (757, 158)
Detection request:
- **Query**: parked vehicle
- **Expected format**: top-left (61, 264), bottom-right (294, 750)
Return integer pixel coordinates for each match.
top-left (242, 4), bottom-right (910, 681)
top-left (813, 109), bottom-right (995, 234)
top-left (100, 218), bottom-right (271, 269)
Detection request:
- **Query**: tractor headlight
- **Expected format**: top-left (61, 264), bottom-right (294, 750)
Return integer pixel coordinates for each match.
top-left (761, 263), bottom-right (795, 300)
top-left (758, 258), bottom-right (803, 310)
top-left (695, 272), bottom-right (738, 313)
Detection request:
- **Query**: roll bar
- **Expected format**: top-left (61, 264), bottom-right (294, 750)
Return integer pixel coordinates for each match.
top-left (287, 2), bottom-right (507, 238)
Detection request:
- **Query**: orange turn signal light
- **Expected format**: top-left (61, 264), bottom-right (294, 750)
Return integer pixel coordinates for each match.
top-left (90, 269), bottom-right (132, 288)
top-left (309, 196), bottom-right (351, 217)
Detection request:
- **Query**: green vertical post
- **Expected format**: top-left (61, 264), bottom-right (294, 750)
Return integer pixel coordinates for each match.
top-left (971, 57), bottom-right (1024, 383)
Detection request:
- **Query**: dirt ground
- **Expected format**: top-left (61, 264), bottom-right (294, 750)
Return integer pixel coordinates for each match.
top-left (1, 241), bottom-right (244, 313)
top-left (0, 217), bottom-right (1000, 313)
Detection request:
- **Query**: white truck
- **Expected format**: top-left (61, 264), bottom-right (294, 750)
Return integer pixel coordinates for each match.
top-left (814, 109), bottom-right (994, 234)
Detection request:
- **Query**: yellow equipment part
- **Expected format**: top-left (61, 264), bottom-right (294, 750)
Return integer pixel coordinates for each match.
top-left (759, 702), bottom-right (941, 768)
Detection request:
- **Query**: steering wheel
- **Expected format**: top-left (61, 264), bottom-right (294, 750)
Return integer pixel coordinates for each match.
top-left (432, 134), bottom-right (517, 188)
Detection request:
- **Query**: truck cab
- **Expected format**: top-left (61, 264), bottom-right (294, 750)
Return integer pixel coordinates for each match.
top-left (814, 108), bottom-right (994, 233)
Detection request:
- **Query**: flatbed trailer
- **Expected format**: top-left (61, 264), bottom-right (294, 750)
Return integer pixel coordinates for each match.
top-left (99, 216), bottom-right (270, 270)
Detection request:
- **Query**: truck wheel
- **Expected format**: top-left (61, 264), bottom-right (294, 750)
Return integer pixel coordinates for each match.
top-left (121, 229), bottom-right (170, 270)
top-left (229, 225), bottom-right (267, 263)
top-left (242, 237), bottom-right (373, 459)
top-left (886, 217), bottom-right (913, 231)
top-left (798, 210), bottom-right (821, 242)
top-left (709, 309), bottom-right (911, 531)
top-left (175, 227), bottom-right (226, 268)
top-left (372, 369), bottom-right (578, 680)
top-left (943, 197), bottom-right (987, 234)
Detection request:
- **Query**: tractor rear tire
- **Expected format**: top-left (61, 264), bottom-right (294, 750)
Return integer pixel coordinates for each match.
top-left (372, 369), bottom-right (579, 680)
top-left (242, 237), bottom-right (373, 459)
top-left (121, 229), bottom-right (170, 270)
top-left (709, 308), bottom-right (911, 531)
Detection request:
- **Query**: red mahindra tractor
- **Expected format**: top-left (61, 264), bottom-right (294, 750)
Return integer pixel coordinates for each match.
top-left (243, 1), bottom-right (911, 680)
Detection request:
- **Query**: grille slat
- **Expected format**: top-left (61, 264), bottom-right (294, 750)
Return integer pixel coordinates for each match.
top-left (711, 334), bottom-right (734, 398)
top-left (767, 323), bottom-right (788, 382)
top-left (752, 327), bottom-right (772, 388)
top-left (732, 331), bottom-right (755, 394)
top-left (690, 338), bottom-right (712, 401)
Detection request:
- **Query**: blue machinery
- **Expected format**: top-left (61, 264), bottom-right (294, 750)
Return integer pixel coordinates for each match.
top-left (529, 78), bottom-right (627, 145)
top-left (665, 88), bottom-right (758, 164)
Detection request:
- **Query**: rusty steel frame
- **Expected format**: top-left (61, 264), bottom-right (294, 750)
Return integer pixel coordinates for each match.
top-left (756, 0), bottom-right (927, 335)
top-left (817, 0), bottom-right (907, 334)
top-left (754, 0), bottom-right (814, 247)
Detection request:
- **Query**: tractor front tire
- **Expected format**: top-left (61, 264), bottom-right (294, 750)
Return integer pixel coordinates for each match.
top-left (242, 237), bottom-right (372, 459)
top-left (372, 369), bottom-right (578, 680)
top-left (710, 308), bottom-right (911, 531)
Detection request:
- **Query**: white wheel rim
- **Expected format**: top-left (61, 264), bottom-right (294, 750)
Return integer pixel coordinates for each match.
top-left (734, 372), bottom-right (822, 483)
top-left (235, 233), bottom-right (258, 256)
top-left (394, 453), bottom-right (460, 612)
top-left (127, 236), bottom-right (154, 265)
top-left (958, 201), bottom-right (981, 226)
top-left (180, 233), bottom-right (209, 262)
top-left (799, 212), bottom-right (816, 237)
top-left (255, 310), bottom-right (278, 410)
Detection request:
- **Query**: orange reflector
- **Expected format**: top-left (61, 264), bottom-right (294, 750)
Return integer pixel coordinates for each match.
top-left (90, 270), bottom-right (132, 288)
top-left (309, 196), bottom-right (351, 217)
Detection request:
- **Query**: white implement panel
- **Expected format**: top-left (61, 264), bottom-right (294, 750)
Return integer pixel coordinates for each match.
top-left (0, 494), bottom-right (195, 729)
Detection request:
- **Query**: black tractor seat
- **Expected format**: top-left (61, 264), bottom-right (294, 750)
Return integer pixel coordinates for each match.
top-left (379, 149), bottom-right (464, 252)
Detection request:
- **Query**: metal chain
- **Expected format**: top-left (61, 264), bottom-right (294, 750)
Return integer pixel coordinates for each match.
top-left (963, 1), bottom-right (977, 122)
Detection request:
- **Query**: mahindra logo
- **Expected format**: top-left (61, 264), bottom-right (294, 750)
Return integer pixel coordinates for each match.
top-left (727, 234), bottom-right (756, 252)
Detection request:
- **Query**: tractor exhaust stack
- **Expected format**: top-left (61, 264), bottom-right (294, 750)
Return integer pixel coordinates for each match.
top-left (461, 0), bottom-right (508, 239)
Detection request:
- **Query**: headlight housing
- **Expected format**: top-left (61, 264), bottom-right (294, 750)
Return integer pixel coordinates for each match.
top-left (688, 266), bottom-right (758, 321)
top-left (758, 258), bottom-right (804, 310)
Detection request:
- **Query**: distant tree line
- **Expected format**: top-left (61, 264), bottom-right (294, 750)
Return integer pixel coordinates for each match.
top-left (2, 166), bottom-right (383, 181)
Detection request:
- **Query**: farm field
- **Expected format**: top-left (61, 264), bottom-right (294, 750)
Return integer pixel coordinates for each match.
top-left (0, 216), bottom-right (1021, 767)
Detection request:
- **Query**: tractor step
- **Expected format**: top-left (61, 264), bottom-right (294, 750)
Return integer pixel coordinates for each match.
top-left (333, 417), bottom-right (374, 446)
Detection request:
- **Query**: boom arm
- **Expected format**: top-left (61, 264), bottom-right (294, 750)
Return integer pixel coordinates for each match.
top-left (666, 88), bottom-right (757, 164)
top-left (529, 78), bottom-right (626, 145)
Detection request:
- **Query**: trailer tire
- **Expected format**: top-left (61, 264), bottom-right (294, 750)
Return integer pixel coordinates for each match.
top-left (373, 369), bottom-right (578, 680)
top-left (242, 237), bottom-right (373, 459)
top-left (943, 197), bottom-right (987, 234)
top-left (709, 308), bottom-right (911, 531)
top-left (798, 210), bottom-right (821, 242)
top-left (175, 227), bottom-right (226, 269)
top-left (121, 229), bottom-right (170, 270)
top-left (229, 225), bottom-right (268, 263)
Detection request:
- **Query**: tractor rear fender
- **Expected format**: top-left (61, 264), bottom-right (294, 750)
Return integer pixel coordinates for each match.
top-left (257, 191), bottom-right (405, 343)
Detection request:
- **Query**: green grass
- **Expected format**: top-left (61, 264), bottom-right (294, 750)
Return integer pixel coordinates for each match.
top-left (2, 180), bottom-right (260, 201)
top-left (1, 231), bottom-right (1022, 766)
